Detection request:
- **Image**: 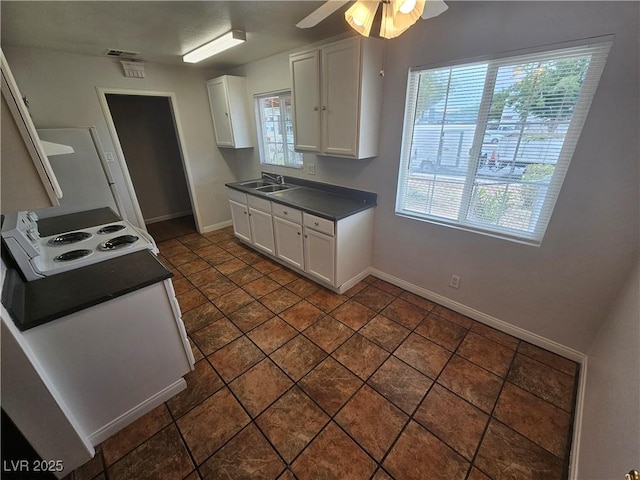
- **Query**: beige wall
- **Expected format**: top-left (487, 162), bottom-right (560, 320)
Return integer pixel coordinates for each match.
top-left (578, 258), bottom-right (640, 478)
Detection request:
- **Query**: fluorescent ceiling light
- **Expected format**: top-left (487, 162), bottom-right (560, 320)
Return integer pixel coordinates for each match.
top-left (183, 30), bottom-right (246, 63)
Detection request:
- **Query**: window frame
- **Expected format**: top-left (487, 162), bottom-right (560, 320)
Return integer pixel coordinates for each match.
top-left (395, 38), bottom-right (612, 246)
top-left (254, 90), bottom-right (303, 169)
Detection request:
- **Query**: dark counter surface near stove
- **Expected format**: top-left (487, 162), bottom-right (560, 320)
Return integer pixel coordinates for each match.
top-left (36, 207), bottom-right (121, 236)
top-left (2, 250), bottom-right (172, 331)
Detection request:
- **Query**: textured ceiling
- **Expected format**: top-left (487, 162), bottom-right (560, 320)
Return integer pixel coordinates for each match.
top-left (1, 1), bottom-right (355, 70)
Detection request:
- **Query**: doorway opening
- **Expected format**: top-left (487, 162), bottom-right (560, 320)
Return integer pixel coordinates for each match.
top-left (104, 93), bottom-right (195, 232)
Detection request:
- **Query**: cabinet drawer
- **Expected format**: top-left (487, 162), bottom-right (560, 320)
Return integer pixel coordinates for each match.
top-left (227, 188), bottom-right (247, 204)
top-left (303, 213), bottom-right (334, 236)
top-left (247, 194), bottom-right (271, 212)
top-left (272, 203), bottom-right (302, 223)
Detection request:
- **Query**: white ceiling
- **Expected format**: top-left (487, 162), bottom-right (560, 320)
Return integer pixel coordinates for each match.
top-left (1, 1), bottom-right (355, 70)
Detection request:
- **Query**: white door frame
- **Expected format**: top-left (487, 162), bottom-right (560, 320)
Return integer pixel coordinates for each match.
top-left (96, 87), bottom-right (203, 232)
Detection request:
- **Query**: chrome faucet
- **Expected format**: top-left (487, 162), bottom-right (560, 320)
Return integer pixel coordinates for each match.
top-left (262, 172), bottom-right (285, 185)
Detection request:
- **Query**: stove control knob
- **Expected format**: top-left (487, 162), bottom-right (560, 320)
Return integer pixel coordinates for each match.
top-left (27, 212), bottom-right (39, 222)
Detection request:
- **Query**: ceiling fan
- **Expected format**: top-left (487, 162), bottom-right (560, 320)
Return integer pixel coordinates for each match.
top-left (296, 0), bottom-right (448, 39)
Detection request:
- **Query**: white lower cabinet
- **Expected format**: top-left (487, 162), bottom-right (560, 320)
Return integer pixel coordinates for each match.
top-left (249, 207), bottom-right (275, 255)
top-left (228, 189), bottom-right (274, 255)
top-left (273, 216), bottom-right (304, 270)
top-left (229, 199), bottom-right (251, 243)
top-left (227, 188), bottom-right (373, 293)
top-left (304, 227), bottom-right (335, 284)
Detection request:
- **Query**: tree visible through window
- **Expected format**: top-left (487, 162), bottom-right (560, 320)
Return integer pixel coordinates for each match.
top-left (395, 41), bottom-right (610, 245)
top-left (255, 91), bottom-right (303, 168)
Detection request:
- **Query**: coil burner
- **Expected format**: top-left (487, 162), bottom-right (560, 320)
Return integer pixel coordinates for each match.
top-left (54, 249), bottom-right (93, 262)
top-left (47, 231), bottom-right (92, 246)
top-left (97, 224), bottom-right (126, 235)
top-left (98, 235), bottom-right (140, 251)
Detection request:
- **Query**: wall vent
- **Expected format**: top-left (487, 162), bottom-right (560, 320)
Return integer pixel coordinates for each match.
top-left (105, 49), bottom-right (141, 58)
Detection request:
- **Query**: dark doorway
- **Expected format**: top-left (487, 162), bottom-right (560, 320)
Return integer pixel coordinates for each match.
top-left (105, 94), bottom-right (193, 227)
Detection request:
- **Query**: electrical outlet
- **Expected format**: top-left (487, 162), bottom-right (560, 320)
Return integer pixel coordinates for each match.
top-left (449, 274), bottom-right (460, 289)
top-left (105, 152), bottom-right (115, 163)
top-left (307, 163), bottom-right (316, 175)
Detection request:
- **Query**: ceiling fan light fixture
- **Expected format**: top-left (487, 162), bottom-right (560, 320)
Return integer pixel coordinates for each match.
top-left (345, 1), bottom-right (378, 37)
top-left (398, 0), bottom-right (417, 14)
top-left (392, 0), bottom-right (426, 29)
top-left (183, 30), bottom-right (246, 63)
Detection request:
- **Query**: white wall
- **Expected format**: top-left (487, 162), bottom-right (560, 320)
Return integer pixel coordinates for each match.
top-left (231, 1), bottom-right (639, 353)
top-left (578, 259), bottom-right (640, 479)
top-left (2, 46), bottom-right (246, 232)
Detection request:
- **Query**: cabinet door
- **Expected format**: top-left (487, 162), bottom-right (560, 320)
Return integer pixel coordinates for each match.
top-left (290, 50), bottom-right (321, 152)
top-left (249, 207), bottom-right (275, 255)
top-left (321, 39), bottom-right (361, 157)
top-left (207, 78), bottom-right (234, 147)
top-left (304, 227), bottom-right (335, 285)
top-left (1, 53), bottom-right (61, 210)
top-left (274, 216), bottom-right (304, 270)
top-left (229, 200), bottom-right (251, 243)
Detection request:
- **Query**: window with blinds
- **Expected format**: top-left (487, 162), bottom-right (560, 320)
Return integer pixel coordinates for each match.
top-left (255, 91), bottom-right (303, 168)
top-left (395, 41), bottom-right (611, 245)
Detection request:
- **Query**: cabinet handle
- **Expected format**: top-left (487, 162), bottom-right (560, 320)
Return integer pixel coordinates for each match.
top-left (225, 112), bottom-right (229, 116)
top-left (283, 211), bottom-right (288, 215)
top-left (313, 106), bottom-right (318, 111)
top-left (297, 232), bottom-right (301, 236)
top-left (243, 211), bottom-right (247, 215)
top-left (314, 221), bottom-right (319, 226)
top-left (322, 106), bottom-right (327, 111)
top-left (304, 235), bottom-right (308, 238)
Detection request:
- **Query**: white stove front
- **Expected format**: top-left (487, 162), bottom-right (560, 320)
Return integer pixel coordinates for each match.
top-left (34, 222), bottom-right (157, 276)
top-left (2, 211), bottom-right (157, 281)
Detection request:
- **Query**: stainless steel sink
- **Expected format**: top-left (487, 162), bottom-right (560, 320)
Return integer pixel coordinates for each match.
top-left (256, 184), bottom-right (292, 193)
top-left (240, 180), bottom-right (273, 189)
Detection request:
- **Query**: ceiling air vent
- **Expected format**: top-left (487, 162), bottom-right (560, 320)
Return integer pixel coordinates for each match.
top-left (105, 49), bottom-right (141, 58)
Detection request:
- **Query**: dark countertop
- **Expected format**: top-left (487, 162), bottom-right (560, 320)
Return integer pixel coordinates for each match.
top-left (1, 208), bottom-right (173, 331)
top-left (2, 250), bottom-right (172, 331)
top-left (226, 176), bottom-right (377, 221)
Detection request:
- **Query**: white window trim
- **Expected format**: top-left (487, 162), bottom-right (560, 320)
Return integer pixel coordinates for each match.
top-left (395, 37), bottom-right (612, 246)
top-left (254, 90), bottom-right (303, 169)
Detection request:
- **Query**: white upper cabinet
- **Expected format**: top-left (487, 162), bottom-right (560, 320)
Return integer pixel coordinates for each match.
top-left (206, 75), bottom-right (252, 149)
top-left (289, 50), bottom-right (321, 152)
top-left (289, 37), bottom-right (384, 159)
top-left (1, 51), bottom-right (62, 213)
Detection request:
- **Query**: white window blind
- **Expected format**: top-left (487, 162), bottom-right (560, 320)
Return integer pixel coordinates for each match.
top-left (255, 91), bottom-right (303, 168)
top-left (395, 41), bottom-right (611, 245)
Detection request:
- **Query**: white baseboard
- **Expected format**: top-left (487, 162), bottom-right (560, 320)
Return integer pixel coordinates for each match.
top-left (568, 356), bottom-right (588, 480)
top-left (337, 268), bottom-right (374, 294)
top-left (145, 211), bottom-right (193, 225)
top-left (87, 379), bottom-right (186, 446)
top-left (202, 219), bottom-right (233, 233)
top-left (370, 268), bottom-right (586, 363)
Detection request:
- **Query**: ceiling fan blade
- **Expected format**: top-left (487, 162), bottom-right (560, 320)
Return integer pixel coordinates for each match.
top-left (422, 0), bottom-right (448, 19)
top-left (296, 0), bottom-right (351, 28)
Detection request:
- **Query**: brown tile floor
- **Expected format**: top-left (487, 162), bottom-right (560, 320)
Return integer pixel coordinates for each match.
top-left (67, 216), bottom-right (580, 480)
